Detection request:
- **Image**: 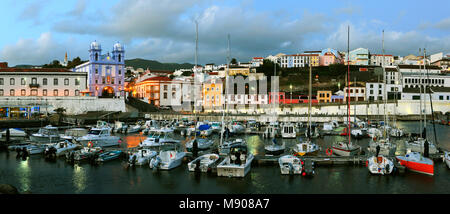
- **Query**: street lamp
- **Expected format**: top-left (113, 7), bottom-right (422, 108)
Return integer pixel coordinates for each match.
top-left (290, 84), bottom-right (292, 107)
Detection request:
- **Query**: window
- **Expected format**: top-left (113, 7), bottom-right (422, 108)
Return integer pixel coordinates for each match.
top-left (31, 89), bottom-right (37, 96)
top-left (118, 55), bottom-right (122, 62)
top-left (32, 78), bottom-right (37, 84)
top-left (112, 78), bottom-right (115, 84)
top-left (412, 95), bottom-right (420, 100)
top-left (370, 90), bottom-right (373, 94)
top-left (54, 78), bottom-right (58, 85)
top-left (361, 89), bottom-right (364, 93)
top-left (10, 78), bottom-right (14, 85)
top-left (102, 77), bottom-right (105, 84)
top-left (164, 92), bottom-right (167, 99)
top-left (64, 78), bottom-right (69, 85)
top-left (95, 79), bottom-right (98, 84)
top-left (95, 53), bottom-right (98, 61)
top-left (118, 69), bottom-right (122, 75)
top-left (0, 78), bottom-right (3, 85)
top-left (75, 79), bottom-right (80, 85)
top-left (43, 78), bottom-right (47, 85)
top-left (355, 89), bottom-right (359, 93)
top-left (370, 84), bottom-right (373, 88)
top-left (43, 89), bottom-right (47, 96)
top-left (119, 80), bottom-right (121, 85)
top-left (21, 78), bottom-right (26, 85)
top-left (64, 90), bottom-right (69, 96)
top-left (10, 89), bottom-right (14, 96)
top-left (75, 90), bottom-right (80, 96)
top-left (164, 85), bottom-right (168, 91)
top-left (95, 68), bottom-right (98, 74)
top-left (54, 89), bottom-right (58, 96)
top-left (439, 96), bottom-right (443, 100)
top-left (0, 89), bottom-right (3, 96)
top-left (21, 89), bottom-right (26, 96)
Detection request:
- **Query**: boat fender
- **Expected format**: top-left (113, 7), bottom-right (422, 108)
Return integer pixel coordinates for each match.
top-left (326, 148), bottom-right (333, 156)
top-left (88, 141), bottom-right (93, 148)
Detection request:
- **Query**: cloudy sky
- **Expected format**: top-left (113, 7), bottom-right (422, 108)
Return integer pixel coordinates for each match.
top-left (1, 0), bottom-right (449, 66)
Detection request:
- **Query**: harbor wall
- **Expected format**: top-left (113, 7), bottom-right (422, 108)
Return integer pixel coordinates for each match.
top-left (0, 97), bottom-right (126, 115)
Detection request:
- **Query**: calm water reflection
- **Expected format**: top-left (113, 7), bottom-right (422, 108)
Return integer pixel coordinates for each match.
top-left (0, 121), bottom-right (448, 194)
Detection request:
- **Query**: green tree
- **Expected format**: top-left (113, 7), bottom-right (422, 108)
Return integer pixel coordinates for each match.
top-left (256, 59), bottom-right (281, 78)
top-left (230, 58), bottom-right (238, 65)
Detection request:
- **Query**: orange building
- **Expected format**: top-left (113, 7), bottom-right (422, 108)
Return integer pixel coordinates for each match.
top-left (317, 90), bottom-right (332, 103)
top-left (203, 77), bottom-right (223, 109)
top-left (134, 76), bottom-right (172, 106)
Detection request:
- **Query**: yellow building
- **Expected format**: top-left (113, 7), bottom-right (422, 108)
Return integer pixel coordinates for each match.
top-left (203, 77), bottom-right (223, 109)
top-left (228, 67), bottom-right (256, 76)
top-left (310, 54), bottom-right (320, 67)
top-left (317, 90), bottom-right (332, 103)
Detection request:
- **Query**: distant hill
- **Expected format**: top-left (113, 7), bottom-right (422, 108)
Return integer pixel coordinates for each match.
top-left (125, 58), bottom-right (194, 71)
top-left (13, 64), bottom-right (41, 68)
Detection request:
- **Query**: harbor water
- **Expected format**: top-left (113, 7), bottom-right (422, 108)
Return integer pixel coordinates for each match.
top-left (0, 121), bottom-right (449, 194)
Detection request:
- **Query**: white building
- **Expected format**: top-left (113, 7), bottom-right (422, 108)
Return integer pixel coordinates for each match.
top-left (366, 82), bottom-right (385, 101)
top-left (370, 54), bottom-right (394, 66)
top-left (279, 54), bottom-right (311, 68)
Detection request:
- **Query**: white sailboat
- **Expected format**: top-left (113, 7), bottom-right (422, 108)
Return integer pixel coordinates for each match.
top-left (294, 55), bottom-right (319, 156)
top-left (332, 26), bottom-right (361, 156)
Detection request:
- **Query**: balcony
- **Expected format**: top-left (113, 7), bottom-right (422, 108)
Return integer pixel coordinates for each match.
top-left (29, 83), bottom-right (40, 88)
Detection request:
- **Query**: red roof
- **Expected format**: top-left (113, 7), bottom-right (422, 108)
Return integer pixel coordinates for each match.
top-left (0, 68), bottom-right (72, 72)
top-left (253, 57), bottom-right (264, 59)
top-left (209, 72), bottom-right (218, 75)
top-left (371, 54), bottom-right (393, 56)
top-left (141, 76), bottom-right (172, 82)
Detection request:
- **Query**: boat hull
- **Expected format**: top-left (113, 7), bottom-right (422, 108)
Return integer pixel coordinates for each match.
top-left (396, 157), bottom-right (434, 176)
top-left (332, 146), bottom-right (360, 156)
top-left (217, 155), bottom-right (254, 178)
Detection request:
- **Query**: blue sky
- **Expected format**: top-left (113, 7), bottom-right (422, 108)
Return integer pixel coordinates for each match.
top-left (1, 0), bottom-right (449, 66)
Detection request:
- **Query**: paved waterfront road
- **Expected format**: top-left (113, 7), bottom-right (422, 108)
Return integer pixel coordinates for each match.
top-left (0, 122), bottom-right (449, 194)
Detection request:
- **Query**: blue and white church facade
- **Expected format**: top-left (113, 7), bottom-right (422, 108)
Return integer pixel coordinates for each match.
top-left (74, 41), bottom-right (125, 97)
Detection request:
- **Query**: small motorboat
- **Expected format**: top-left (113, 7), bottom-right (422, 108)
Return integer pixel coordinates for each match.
top-left (96, 150), bottom-right (123, 163)
top-left (444, 152), bottom-right (450, 169)
top-left (188, 153), bottom-right (220, 172)
top-left (149, 149), bottom-right (186, 170)
top-left (185, 138), bottom-right (214, 152)
top-left (45, 141), bottom-right (79, 157)
top-left (8, 143), bottom-right (31, 151)
top-left (396, 152), bottom-right (434, 176)
top-left (293, 139), bottom-right (319, 156)
top-left (60, 128), bottom-right (88, 141)
top-left (127, 124), bottom-right (142, 134)
top-left (367, 155), bottom-right (394, 175)
top-left (26, 144), bottom-right (47, 155)
top-left (217, 144), bottom-right (254, 177)
top-left (264, 138), bottom-right (285, 156)
top-left (67, 147), bottom-right (103, 162)
top-left (77, 127), bottom-right (121, 148)
top-left (128, 149), bottom-right (157, 166)
top-left (278, 155), bottom-right (302, 175)
top-left (139, 130), bottom-right (179, 148)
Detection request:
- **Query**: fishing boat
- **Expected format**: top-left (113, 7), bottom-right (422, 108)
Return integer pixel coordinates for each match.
top-left (281, 122), bottom-right (296, 139)
top-left (218, 138), bottom-right (246, 156)
top-left (444, 151), bottom-right (450, 169)
top-left (77, 127), bottom-right (121, 148)
top-left (128, 148), bottom-right (157, 166)
top-left (278, 155), bottom-right (302, 175)
top-left (149, 149), bottom-right (186, 170)
top-left (367, 155), bottom-right (394, 175)
top-left (185, 137), bottom-right (214, 152)
top-left (396, 152), bottom-right (434, 176)
top-left (217, 144), bottom-right (254, 177)
top-left (45, 140), bottom-right (79, 156)
top-left (188, 153), bottom-right (220, 172)
top-left (293, 139), bottom-right (319, 156)
top-left (139, 129), bottom-right (179, 148)
top-left (30, 125), bottom-right (60, 143)
top-left (264, 138), bottom-right (285, 156)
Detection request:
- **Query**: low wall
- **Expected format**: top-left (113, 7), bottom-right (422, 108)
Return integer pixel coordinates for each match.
top-left (0, 97), bottom-right (126, 115)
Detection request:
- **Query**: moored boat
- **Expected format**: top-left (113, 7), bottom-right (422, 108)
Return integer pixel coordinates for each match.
top-left (30, 125), bottom-right (60, 143)
top-left (278, 155), bottom-right (302, 175)
top-left (128, 148), bottom-right (157, 166)
top-left (96, 150), bottom-right (123, 163)
top-left (217, 144), bottom-right (254, 178)
top-left (293, 139), bottom-right (319, 156)
top-left (264, 138), bottom-right (285, 156)
top-left (188, 153), bottom-right (220, 172)
top-left (149, 149), bottom-right (186, 170)
top-left (185, 138), bottom-right (214, 152)
top-left (332, 141), bottom-right (361, 156)
top-left (367, 155), bottom-right (394, 175)
top-left (396, 152), bottom-right (434, 176)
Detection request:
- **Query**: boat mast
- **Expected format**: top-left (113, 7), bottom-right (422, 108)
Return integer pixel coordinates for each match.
top-left (347, 26), bottom-right (351, 145)
top-left (422, 48), bottom-right (427, 138)
top-left (418, 48), bottom-right (423, 136)
top-left (193, 20), bottom-right (199, 141)
top-left (308, 57), bottom-right (312, 140)
top-left (424, 48), bottom-right (439, 146)
top-left (382, 30), bottom-right (387, 139)
top-left (220, 34), bottom-right (231, 146)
